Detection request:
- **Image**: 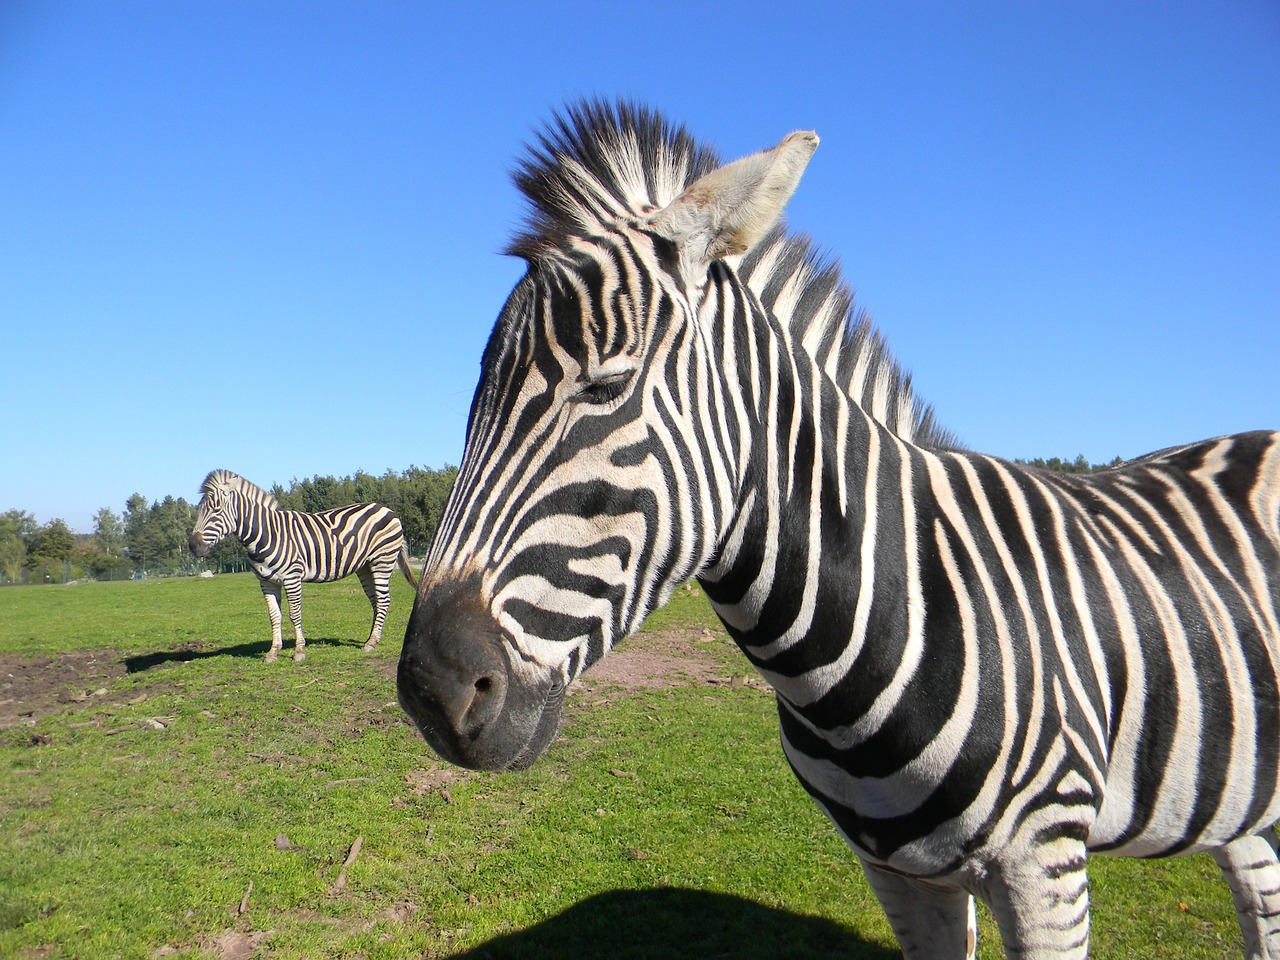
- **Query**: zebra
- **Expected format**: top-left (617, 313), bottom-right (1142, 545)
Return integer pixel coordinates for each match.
top-left (395, 100), bottom-right (1280, 958)
top-left (190, 469), bottom-right (418, 662)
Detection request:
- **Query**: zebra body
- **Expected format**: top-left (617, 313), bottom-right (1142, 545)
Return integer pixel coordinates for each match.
top-left (191, 470), bottom-right (418, 661)
top-left (396, 102), bottom-right (1280, 958)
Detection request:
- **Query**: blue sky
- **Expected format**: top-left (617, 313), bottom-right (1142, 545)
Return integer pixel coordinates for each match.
top-left (3, 1), bottom-right (1277, 534)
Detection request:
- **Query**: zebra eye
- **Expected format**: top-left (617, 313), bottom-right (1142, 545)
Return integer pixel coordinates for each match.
top-left (575, 372), bottom-right (633, 406)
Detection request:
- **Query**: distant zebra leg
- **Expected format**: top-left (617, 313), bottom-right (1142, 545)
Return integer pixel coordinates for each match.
top-left (860, 860), bottom-right (975, 959)
top-left (1211, 826), bottom-right (1280, 959)
top-left (979, 837), bottom-right (1090, 960)
top-left (258, 579), bottom-right (285, 663)
top-left (357, 564), bottom-right (393, 652)
top-left (283, 578), bottom-right (306, 661)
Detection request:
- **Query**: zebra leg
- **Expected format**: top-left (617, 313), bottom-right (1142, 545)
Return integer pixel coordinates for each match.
top-left (860, 859), bottom-right (976, 959)
top-left (258, 579), bottom-right (285, 663)
top-left (357, 565), bottom-right (392, 652)
top-left (1211, 826), bottom-right (1280, 959)
top-left (283, 578), bottom-right (306, 661)
top-left (976, 838), bottom-right (1091, 960)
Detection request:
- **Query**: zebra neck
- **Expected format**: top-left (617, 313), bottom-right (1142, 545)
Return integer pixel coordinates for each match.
top-left (233, 500), bottom-right (276, 561)
top-left (699, 352), bottom-right (920, 713)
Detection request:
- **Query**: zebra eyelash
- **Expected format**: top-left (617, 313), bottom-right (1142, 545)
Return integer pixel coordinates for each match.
top-left (573, 372), bottom-right (633, 406)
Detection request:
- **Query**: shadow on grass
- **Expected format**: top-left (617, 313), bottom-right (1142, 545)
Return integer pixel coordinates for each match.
top-left (123, 636), bottom-right (358, 673)
top-left (446, 887), bottom-right (898, 960)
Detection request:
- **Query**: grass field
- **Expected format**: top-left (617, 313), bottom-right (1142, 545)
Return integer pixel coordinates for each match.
top-left (1, 574), bottom-right (1246, 958)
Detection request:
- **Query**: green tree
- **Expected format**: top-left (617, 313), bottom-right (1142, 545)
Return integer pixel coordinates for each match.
top-left (393, 464), bottom-right (458, 553)
top-left (300, 475), bottom-right (342, 511)
top-left (0, 510), bottom-right (30, 582)
top-left (82, 549), bottom-right (133, 580)
top-left (352, 469), bottom-right (385, 505)
top-left (270, 481), bottom-right (296, 509)
top-left (93, 507), bottom-right (125, 556)
top-left (0, 509), bottom-right (38, 544)
top-left (123, 493), bottom-right (151, 563)
top-left (204, 535), bottom-right (249, 572)
top-left (274, 475), bottom-right (351, 511)
top-left (24, 518), bottom-right (75, 582)
top-left (28, 519), bottom-right (75, 562)
top-left (123, 493), bottom-right (198, 571)
top-left (1015, 454), bottom-right (1124, 474)
top-left (150, 496), bottom-right (195, 561)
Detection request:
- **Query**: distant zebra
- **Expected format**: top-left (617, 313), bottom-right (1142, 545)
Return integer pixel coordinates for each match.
top-left (395, 102), bottom-right (1280, 958)
top-left (190, 470), bottom-right (418, 661)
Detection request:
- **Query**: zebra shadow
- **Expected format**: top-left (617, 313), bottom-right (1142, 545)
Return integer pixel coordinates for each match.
top-left (123, 636), bottom-right (359, 673)
top-left (444, 887), bottom-right (897, 959)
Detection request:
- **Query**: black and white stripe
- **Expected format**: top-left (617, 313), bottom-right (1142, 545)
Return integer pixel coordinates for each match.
top-left (397, 101), bottom-right (1280, 958)
top-left (191, 470), bottom-right (417, 661)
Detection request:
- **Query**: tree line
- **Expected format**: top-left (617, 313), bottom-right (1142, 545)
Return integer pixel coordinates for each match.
top-left (1013, 454), bottom-right (1124, 474)
top-left (0, 465), bottom-right (458, 585)
top-left (1, 453), bottom-right (1124, 585)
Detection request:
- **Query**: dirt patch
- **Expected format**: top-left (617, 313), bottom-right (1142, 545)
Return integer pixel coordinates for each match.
top-left (405, 766), bottom-right (466, 795)
top-left (197, 929), bottom-right (274, 960)
top-left (0, 649), bottom-right (127, 730)
top-left (579, 629), bottom-right (748, 693)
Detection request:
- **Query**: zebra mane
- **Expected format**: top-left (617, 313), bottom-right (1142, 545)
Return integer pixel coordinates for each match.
top-left (507, 99), bottom-right (957, 450)
top-left (738, 228), bottom-right (958, 448)
top-left (199, 469), bottom-right (279, 509)
top-left (507, 99), bottom-right (721, 261)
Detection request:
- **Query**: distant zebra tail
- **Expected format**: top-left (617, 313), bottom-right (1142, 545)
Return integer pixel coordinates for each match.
top-left (398, 540), bottom-right (420, 591)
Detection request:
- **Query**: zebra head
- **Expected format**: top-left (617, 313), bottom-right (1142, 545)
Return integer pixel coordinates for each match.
top-left (398, 103), bottom-right (818, 771)
top-left (189, 469), bottom-right (274, 557)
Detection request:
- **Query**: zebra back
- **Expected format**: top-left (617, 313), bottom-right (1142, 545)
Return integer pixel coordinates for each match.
top-left (269, 502), bottom-right (407, 582)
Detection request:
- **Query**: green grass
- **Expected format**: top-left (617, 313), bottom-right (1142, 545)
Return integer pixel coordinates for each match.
top-left (0, 575), bottom-right (1245, 958)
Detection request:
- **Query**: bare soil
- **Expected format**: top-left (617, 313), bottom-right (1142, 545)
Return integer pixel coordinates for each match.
top-left (0, 650), bottom-right (127, 731)
top-left (576, 628), bottom-right (768, 695)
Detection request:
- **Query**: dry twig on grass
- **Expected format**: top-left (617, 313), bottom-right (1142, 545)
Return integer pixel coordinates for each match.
top-left (329, 835), bottom-right (363, 896)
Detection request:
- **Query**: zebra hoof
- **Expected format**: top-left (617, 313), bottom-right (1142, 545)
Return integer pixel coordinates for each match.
top-left (264, 651), bottom-right (279, 663)
top-left (293, 651), bottom-right (306, 662)
top-left (362, 642), bottom-right (377, 652)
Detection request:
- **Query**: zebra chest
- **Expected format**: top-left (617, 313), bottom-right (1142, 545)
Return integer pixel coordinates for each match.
top-left (777, 695), bottom-right (1006, 870)
top-left (248, 551), bottom-right (304, 584)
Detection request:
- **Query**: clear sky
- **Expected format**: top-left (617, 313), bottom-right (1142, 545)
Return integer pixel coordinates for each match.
top-left (3, 1), bottom-right (1277, 534)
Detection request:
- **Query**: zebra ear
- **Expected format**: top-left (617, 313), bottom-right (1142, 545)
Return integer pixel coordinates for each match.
top-left (649, 130), bottom-right (818, 283)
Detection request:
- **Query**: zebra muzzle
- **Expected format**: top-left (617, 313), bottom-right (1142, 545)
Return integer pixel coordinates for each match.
top-left (397, 577), bottom-right (564, 772)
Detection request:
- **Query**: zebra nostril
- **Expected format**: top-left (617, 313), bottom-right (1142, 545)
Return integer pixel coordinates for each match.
top-left (474, 676), bottom-right (493, 694)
